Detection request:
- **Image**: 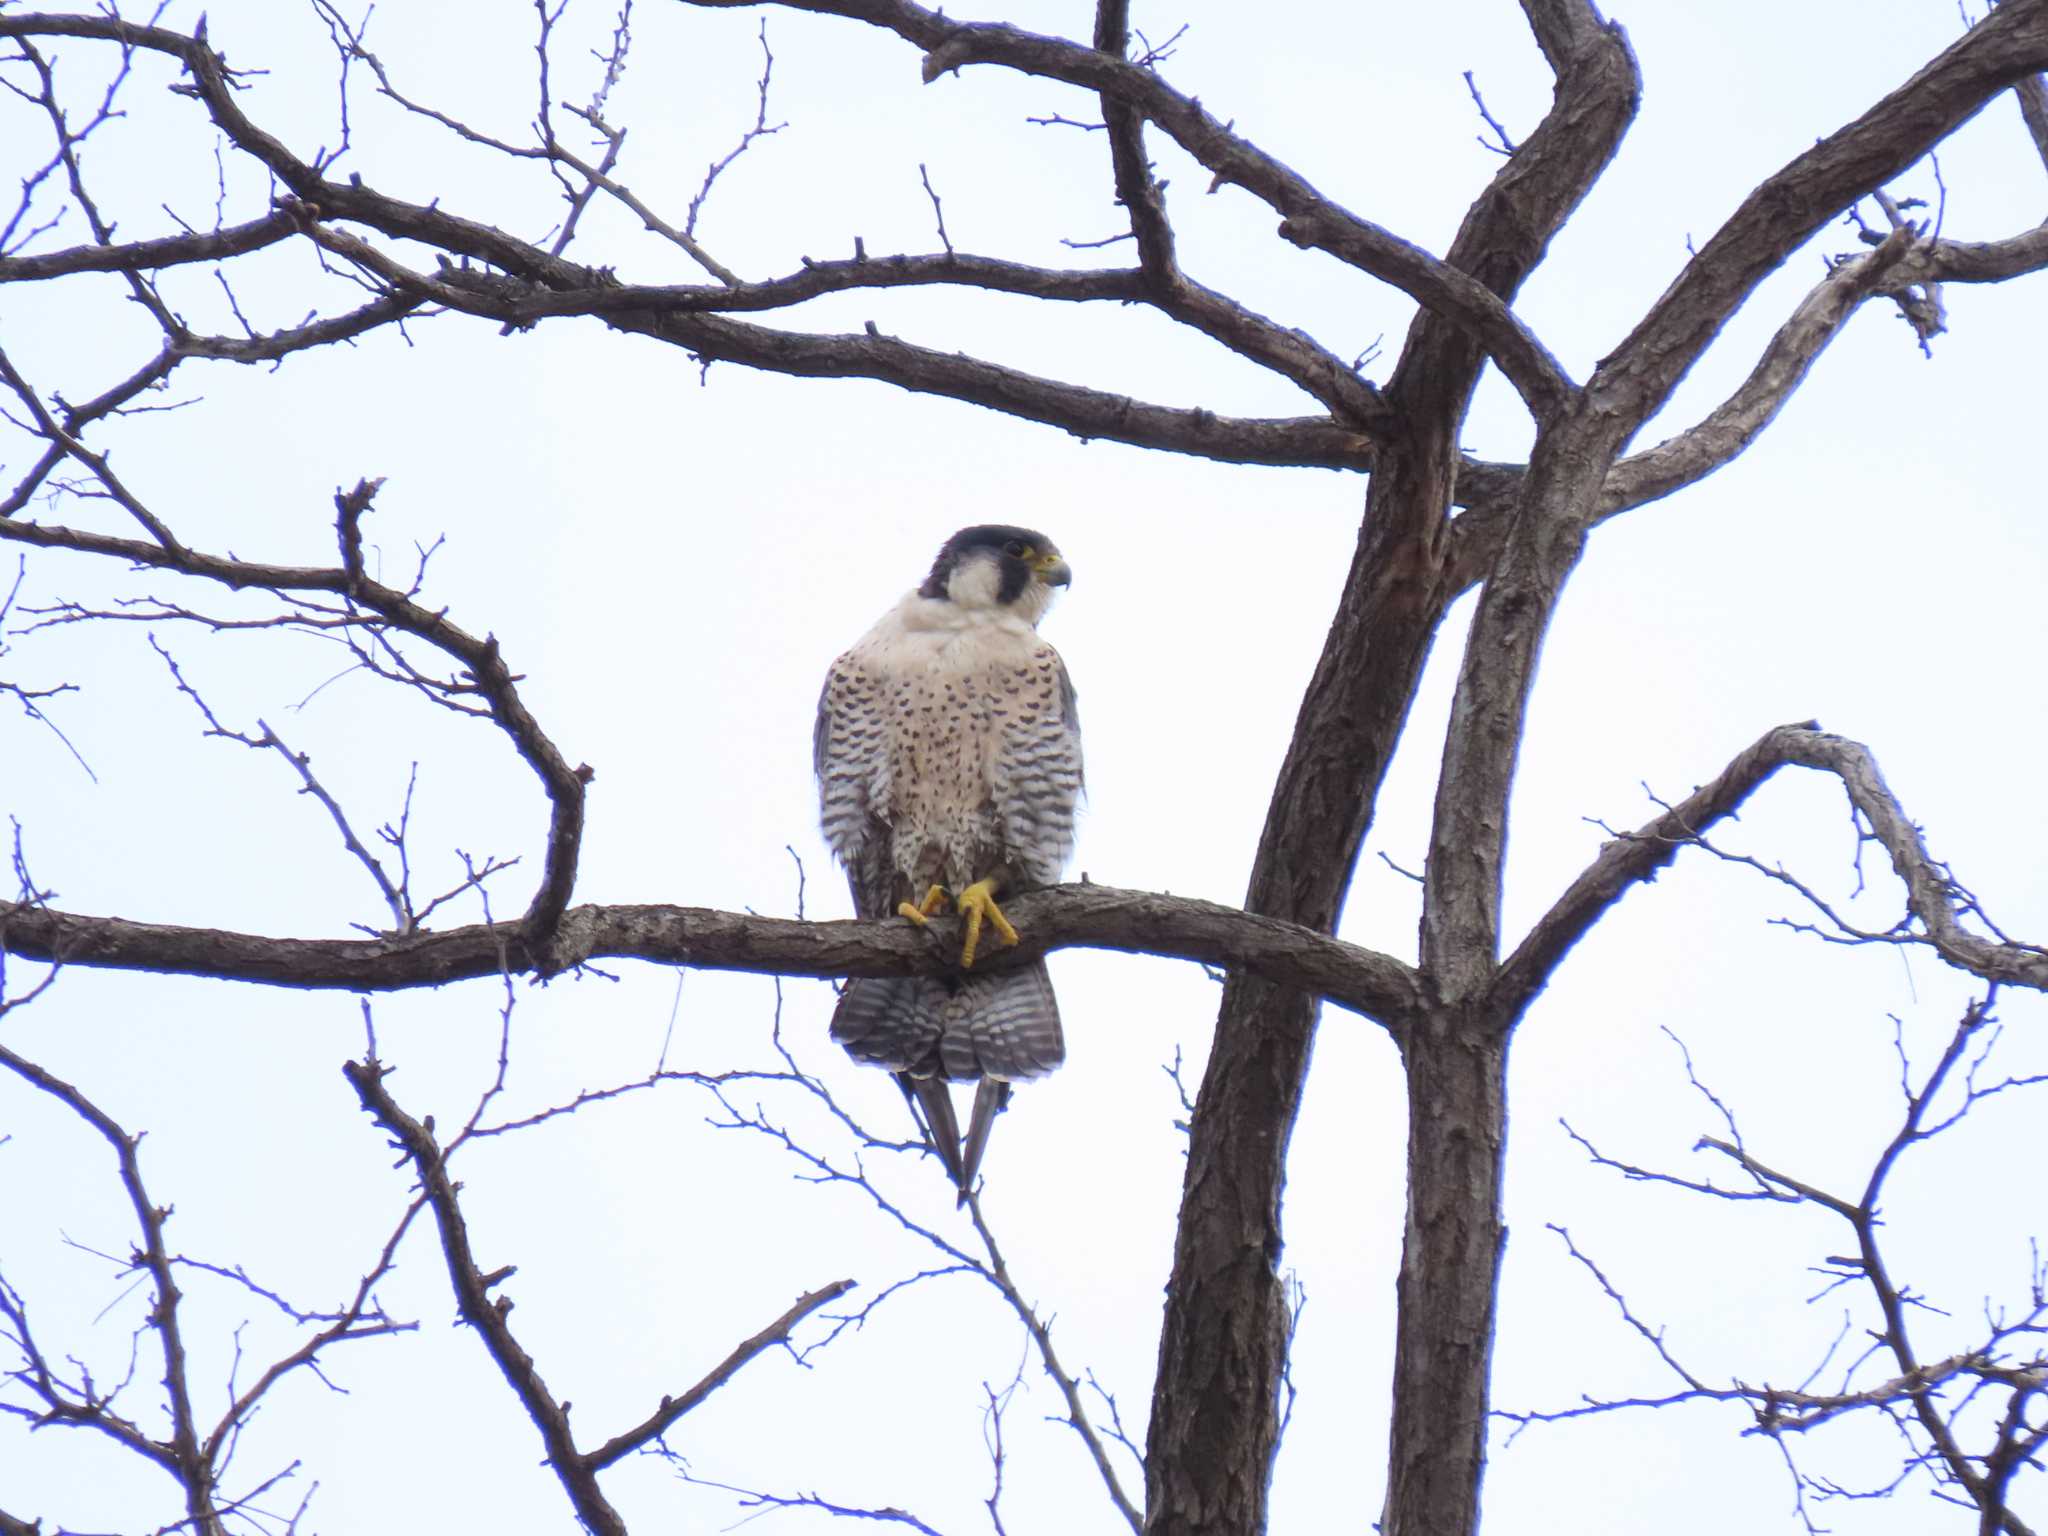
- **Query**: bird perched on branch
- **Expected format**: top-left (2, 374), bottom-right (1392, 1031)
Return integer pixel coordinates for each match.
top-left (815, 525), bottom-right (1083, 1202)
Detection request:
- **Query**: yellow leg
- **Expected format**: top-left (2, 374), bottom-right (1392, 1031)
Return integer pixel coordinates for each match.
top-left (897, 883), bottom-right (948, 925)
top-left (956, 878), bottom-right (1019, 969)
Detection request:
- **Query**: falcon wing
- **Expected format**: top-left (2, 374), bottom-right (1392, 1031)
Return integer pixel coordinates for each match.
top-left (990, 641), bottom-right (1085, 889)
top-left (814, 653), bottom-right (898, 920)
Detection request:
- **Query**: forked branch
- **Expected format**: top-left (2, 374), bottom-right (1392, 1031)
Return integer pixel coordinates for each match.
top-left (1496, 722), bottom-right (2048, 1023)
top-left (342, 1053), bottom-right (853, 1532)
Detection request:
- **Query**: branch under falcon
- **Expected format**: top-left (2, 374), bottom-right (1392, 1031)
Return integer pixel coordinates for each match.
top-left (815, 526), bottom-right (1083, 1201)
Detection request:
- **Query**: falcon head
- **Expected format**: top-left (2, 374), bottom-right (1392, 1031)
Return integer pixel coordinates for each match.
top-left (919, 525), bottom-right (1072, 624)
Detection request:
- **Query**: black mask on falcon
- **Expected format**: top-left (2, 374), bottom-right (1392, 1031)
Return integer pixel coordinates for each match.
top-left (918, 525), bottom-right (1074, 606)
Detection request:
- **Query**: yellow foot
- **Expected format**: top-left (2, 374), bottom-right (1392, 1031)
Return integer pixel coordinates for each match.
top-left (897, 884), bottom-right (948, 925)
top-left (956, 878), bottom-right (1019, 969)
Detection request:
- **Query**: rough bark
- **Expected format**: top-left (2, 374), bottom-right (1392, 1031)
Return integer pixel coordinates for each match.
top-left (1381, 1018), bottom-right (1511, 1536)
top-left (1146, 11), bottom-right (1640, 1532)
top-left (4, 6), bottom-right (2048, 1534)
top-left (0, 884), bottom-right (1424, 1024)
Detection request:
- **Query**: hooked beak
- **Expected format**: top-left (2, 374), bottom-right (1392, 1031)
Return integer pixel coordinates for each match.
top-left (1036, 554), bottom-right (1072, 588)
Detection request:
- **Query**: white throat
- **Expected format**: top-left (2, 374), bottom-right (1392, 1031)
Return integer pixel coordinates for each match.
top-left (943, 557), bottom-right (1054, 628)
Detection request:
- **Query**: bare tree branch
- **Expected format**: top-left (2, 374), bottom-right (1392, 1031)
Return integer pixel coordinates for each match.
top-left (0, 209), bottom-right (297, 279)
top-left (581, 1280), bottom-right (855, 1471)
top-left (342, 1051), bottom-right (628, 1536)
top-left (4, 8), bottom-right (2045, 1535)
top-left (0, 880), bottom-right (1423, 1026)
top-left (1446, 217), bottom-right (2048, 588)
top-left (341, 1049), bottom-right (856, 1533)
top-left (0, 1040), bottom-right (226, 1534)
top-left (674, 0), bottom-right (1579, 420)
top-left (0, 478), bottom-right (591, 945)
top-left (1527, 996), bottom-right (2048, 1533)
top-left (1594, 0), bottom-right (2048, 441)
top-left (1148, 5), bottom-right (1639, 1530)
top-left (965, 1192), bottom-right (1142, 1533)
top-left (1496, 722), bottom-right (2048, 1018)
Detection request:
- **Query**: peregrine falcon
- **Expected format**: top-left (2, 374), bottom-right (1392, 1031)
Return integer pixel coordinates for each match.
top-left (815, 526), bottom-right (1083, 1201)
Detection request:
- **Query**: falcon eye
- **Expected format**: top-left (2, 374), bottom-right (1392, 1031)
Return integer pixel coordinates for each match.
top-left (1004, 540), bottom-right (1029, 558)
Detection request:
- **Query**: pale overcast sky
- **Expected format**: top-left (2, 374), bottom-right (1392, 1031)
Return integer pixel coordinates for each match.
top-left (3, 2), bottom-right (2044, 1532)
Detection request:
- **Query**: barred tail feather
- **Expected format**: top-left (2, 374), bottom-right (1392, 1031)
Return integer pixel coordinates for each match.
top-left (936, 961), bottom-right (1065, 1082)
top-left (831, 964), bottom-right (1063, 1200)
top-left (829, 977), bottom-right (945, 1068)
top-left (900, 1074), bottom-right (967, 1191)
top-left (832, 967), bottom-right (1063, 1083)
top-left (958, 1078), bottom-right (1011, 1205)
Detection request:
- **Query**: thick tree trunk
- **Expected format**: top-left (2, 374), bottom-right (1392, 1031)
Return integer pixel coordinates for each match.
top-left (1379, 1016), bottom-right (1511, 1536)
top-left (1142, 973), bottom-right (1316, 1534)
top-left (1143, 441), bottom-right (1457, 1535)
top-left (1393, 425), bottom-right (1619, 1536)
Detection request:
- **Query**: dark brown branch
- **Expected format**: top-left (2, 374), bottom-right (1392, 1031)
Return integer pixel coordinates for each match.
top-left (172, 289), bottom-right (426, 366)
top-left (1273, 217), bottom-right (1572, 418)
top-left (10, 32), bottom-right (180, 339)
top-left (0, 510), bottom-right (433, 601)
top-left (0, 345), bottom-right (184, 551)
top-left (1693, 996), bottom-right (2045, 1531)
top-left (1139, 8), bottom-right (1640, 1532)
top-left (555, 117), bottom-right (742, 283)
top-left (0, 1041), bottom-right (225, 1534)
top-left (624, 309), bottom-right (1373, 468)
top-left (1493, 722), bottom-right (1821, 1017)
top-left (1410, 0), bottom-right (1642, 983)
top-left (681, 17), bottom-right (786, 253)
top-left (1594, 0), bottom-right (2048, 440)
top-left (1143, 272), bottom-right (1390, 430)
top-left (1524, 1005), bottom-right (2048, 1531)
top-left (1589, 224), bottom-right (2048, 505)
top-left (0, 209), bottom-right (296, 280)
top-left (1919, 219), bottom-right (2048, 281)
top-left (1782, 733), bottom-right (2048, 989)
top-left (0, 348), bottom-right (179, 520)
top-left (1358, 36), bottom-right (1636, 1523)
top-left (314, 0), bottom-right (745, 284)
top-left (686, 1015), bottom-right (1145, 1525)
top-left (1495, 723), bottom-right (2048, 1022)
top-left (1518, 0), bottom-right (1614, 74)
top-left (1423, 194), bottom-right (1644, 995)
top-left (1443, 216), bottom-right (2048, 589)
top-left (0, 288), bottom-right (421, 544)
top-left (0, 484), bottom-right (590, 945)
top-left (1092, 0), bottom-right (1173, 287)
top-left (292, 211), bottom-right (1394, 434)
top-left (0, 1206), bottom-right (180, 1476)
top-left (1400, 0), bottom-right (1638, 987)
top-left (674, 0), bottom-right (1575, 420)
top-left (0, 882), bottom-right (1424, 1027)
top-left (201, 1248), bottom-right (422, 1465)
top-left (288, 213), bottom-right (1380, 466)
top-left (581, 1280), bottom-right (854, 1471)
top-left (254, 716), bottom-right (410, 931)
top-left (965, 1193), bottom-right (1142, 1533)
top-left (1360, 0), bottom-right (1637, 431)
top-left (342, 1056), bottom-right (627, 1536)
top-left (1697, 1137), bottom-right (1860, 1220)
top-left (1417, 107), bottom-right (2048, 990)
top-left (1461, 71), bottom-right (1518, 157)
top-left (1368, 18), bottom-right (1636, 1535)
top-left (1449, 230), bottom-right (1912, 586)
top-left (2006, 50), bottom-right (2048, 172)
top-left (305, 212), bottom-right (1153, 315)
top-left (0, 16), bottom-right (1388, 469)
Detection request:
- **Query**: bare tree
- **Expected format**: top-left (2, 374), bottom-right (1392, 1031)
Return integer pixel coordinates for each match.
top-left (2, 3), bottom-right (2046, 1534)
